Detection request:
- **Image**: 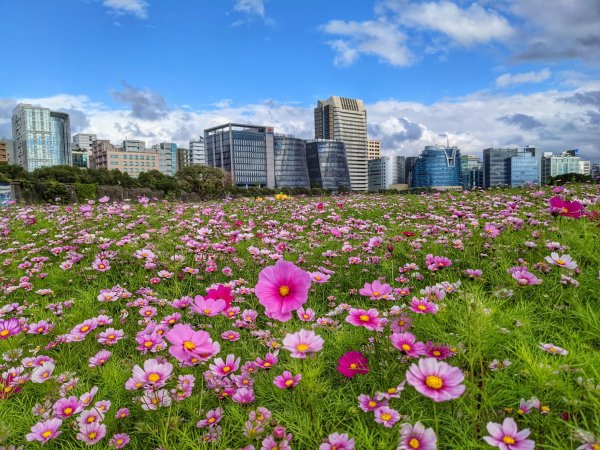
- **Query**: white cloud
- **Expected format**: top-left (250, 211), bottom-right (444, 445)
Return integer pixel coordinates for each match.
top-left (399, 1), bottom-right (514, 46)
top-left (495, 68), bottom-right (551, 87)
top-left (234, 0), bottom-right (265, 17)
top-left (321, 20), bottom-right (413, 67)
top-left (102, 0), bottom-right (148, 19)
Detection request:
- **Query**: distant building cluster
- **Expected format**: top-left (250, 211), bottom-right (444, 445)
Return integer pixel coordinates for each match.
top-left (2, 101), bottom-right (598, 191)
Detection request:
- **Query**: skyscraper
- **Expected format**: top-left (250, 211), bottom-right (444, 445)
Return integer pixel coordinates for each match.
top-left (411, 145), bottom-right (462, 190)
top-left (305, 140), bottom-right (351, 192)
top-left (205, 123), bottom-right (275, 188)
top-left (368, 156), bottom-right (406, 191)
top-left (483, 147), bottom-right (519, 188)
top-left (151, 142), bottom-right (178, 176)
top-left (314, 96), bottom-right (368, 191)
top-left (273, 134), bottom-right (310, 188)
top-left (11, 104), bottom-right (71, 171)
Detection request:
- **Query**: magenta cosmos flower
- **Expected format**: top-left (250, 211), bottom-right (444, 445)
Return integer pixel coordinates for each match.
top-left (483, 417), bottom-right (535, 450)
top-left (337, 351), bottom-right (369, 378)
top-left (273, 370), bottom-right (302, 389)
top-left (164, 324), bottom-right (219, 365)
top-left (406, 358), bottom-right (465, 402)
top-left (254, 260), bottom-right (311, 322)
top-left (282, 329), bottom-right (324, 358)
top-left (549, 197), bottom-right (583, 219)
top-left (398, 422), bottom-right (437, 450)
top-left (359, 279), bottom-right (393, 300)
top-left (26, 418), bottom-right (62, 444)
top-left (346, 308), bottom-right (384, 331)
top-left (319, 432), bottom-right (355, 450)
top-left (390, 332), bottom-right (425, 358)
top-left (0, 318), bottom-right (22, 339)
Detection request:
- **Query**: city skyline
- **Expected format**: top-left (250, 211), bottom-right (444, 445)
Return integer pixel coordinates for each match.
top-left (1, 1), bottom-right (599, 160)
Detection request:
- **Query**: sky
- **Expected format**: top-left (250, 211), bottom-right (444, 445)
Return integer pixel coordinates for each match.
top-left (0, 0), bottom-right (599, 160)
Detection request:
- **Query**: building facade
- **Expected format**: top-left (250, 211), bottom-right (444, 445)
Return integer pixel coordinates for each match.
top-left (368, 156), bottom-right (406, 191)
top-left (93, 142), bottom-right (159, 177)
top-left (367, 139), bottom-right (381, 160)
top-left (273, 134), bottom-right (310, 188)
top-left (305, 139), bottom-right (351, 192)
top-left (73, 133), bottom-right (96, 154)
top-left (315, 96), bottom-right (368, 191)
top-left (188, 137), bottom-right (206, 165)
top-left (151, 142), bottom-right (178, 176)
top-left (411, 145), bottom-right (462, 189)
top-left (0, 139), bottom-right (12, 164)
top-left (510, 153), bottom-right (539, 187)
top-left (72, 149), bottom-right (88, 168)
top-left (483, 147), bottom-right (519, 188)
top-left (541, 153), bottom-right (580, 184)
top-left (205, 123), bottom-right (275, 188)
top-left (123, 140), bottom-right (146, 152)
top-left (11, 104), bottom-right (71, 171)
top-left (460, 154), bottom-right (482, 189)
top-left (579, 160), bottom-right (591, 176)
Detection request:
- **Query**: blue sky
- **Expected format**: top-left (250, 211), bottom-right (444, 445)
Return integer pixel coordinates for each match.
top-left (1, 0), bottom-right (599, 160)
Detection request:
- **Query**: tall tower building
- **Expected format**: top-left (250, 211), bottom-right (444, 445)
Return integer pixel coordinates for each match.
top-left (314, 96), bottom-right (368, 191)
top-left (11, 104), bottom-right (71, 171)
top-left (367, 139), bottom-right (381, 160)
top-left (188, 137), bottom-right (206, 166)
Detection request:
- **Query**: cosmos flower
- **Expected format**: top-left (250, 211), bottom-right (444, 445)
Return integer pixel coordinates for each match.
top-left (483, 417), bottom-right (535, 450)
top-left (92, 258), bottom-right (111, 272)
top-left (398, 422), bottom-right (437, 450)
top-left (359, 280), bottom-right (393, 300)
top-left (282, 329), bottom-right (324, 359)
top-left (164, 324), bottom-right (219, 365)
top-left (406, 358), bottom-right (465, 402)
top-left (357, 394), bottom-right (388, 412)
top-left (254, 260), bottom-right (311, 322)
top-left (374, 406), bottom-right (401, 428)
top-left (544, 253), bottom-right (577, 269)
top-left (548, 197), bottom-right (583, 219)
top-left (109, 433), bottom-right (130, 449)
top-left (197, 407), bottom-right (223, 428)
top-left (539, 343), bottom-right (568, 356)
top-left (0, 318), bottom-right (22, 339)
top-left (26, 418), bottom-right (62, 444)
top-left (209, 354), bottom-right (241, 377)
top-left (336, 351), bottom-right (369, 378)
top-left (191, 296), bottom-right (226, 317)
top-left (319, 432), bottom-right (355, 450)
top-left (346, 308), bottom-right (385, 331)
top-left (273, 371), bottom-right (302, 389)
top-left (390, 332), bottom-right (425, 358)
top-left (409, 298), bottom-right (438, 315)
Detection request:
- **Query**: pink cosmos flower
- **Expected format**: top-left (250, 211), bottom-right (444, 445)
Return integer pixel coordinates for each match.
top-left (77, 422), bottom-right (107, 445)
top-left (191, 296), bottom-right (226, 317)
top-left (254, 260), bottom-right (311, 322)
top-left (390, 332), bottom-right (426, 358)
top-left (357, 394), bottom-right (388, 412)
top-left (346, 308), bottom-right (385, 331)
top-left (509, 268), bottom-right (542, 286)
top-left (483, 417), bottom-right (535, 450)
top-left (406, 358), bottom-right (465, 402)
top-left (548, 197), bottom-right (583, 219)
top-left (0, 318), bottom-right (22, 339)
top-left (282, 329), bottom-right (324, 358)
top-left (97, 328), bottom-right (125, 346)
top-left (205, 284), bottom-right (234, 309)
top-left (319, 432), bottom-right (355, 450)
top-left (374, 406), bottom-right (401, 428)
top-left (53, 396), bottom-right (82, 418)
top-left (544, 252), bottom-right (577, 269)
top-left (398, 422), bottom-right (437, 450)
top-left (92, 258), bottom-right (111, 272)
top-left (359, 279), bottom-right (393, 300)
top-left (336, 351), bottom-right (369, 378)
top-left (209, 354), bottom-right (241, 377)
top-left (221, 330), bottom-right (240, 341)
top-left (232, 387), bottom-right (255, 404)
top-left (539, 343), bottom-right (568, 355)
top-left (273, 371), bottom-right (302, 389)
top-left (128, 358), bottom-right (173, 389)
top-left (31, 361), bottom-right (55, 383)
top-left (165, 324), bottom-right (220, 365)
top-left (197, 407), bottom-right (223, 428)
top-left (115, 408), bottom-right (130, 419)
top-left (311, 272), bottom-right (331, 284)
top-left (109, 433), bottom-right (130, 449)
top-left (255, 352), bottom-right (278, 369)
top-left (409, 298), bottom-right (438, 315)
top-left (425, 254), bottom-right (452, 271)
top-left (296, 306), bottom-right (316, 322)
top-left (26, 418), bottom-right (62, 444)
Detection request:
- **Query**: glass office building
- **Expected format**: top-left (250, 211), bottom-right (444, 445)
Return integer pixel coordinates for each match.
top-left (510, 155), bottom-right (539, 186)
top-left (368, 156), bottom-right (406, 191)
top-left (411, 145), bottom-right (462, 189)
top-left (205, 123), bottom-right (275, 188)
top-left (12, 104), bottom-right (71, 171)
top-left (305, 139), bottom-right (351, 192)
top-left (273, 135), bottom-right (310, 188)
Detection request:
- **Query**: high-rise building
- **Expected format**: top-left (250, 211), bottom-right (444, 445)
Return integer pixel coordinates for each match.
top-left (0, 139), bottom-right (12, 165)
top-left (205, 123), bottom-right (275, 188)
top-left (188, 137), bottom-right (206, 166)
top-left (305, 139), bottom-right (351, 192)
top-left (273, 134), bottom-right (310, 188)
top-left (177, 148), bottom-right (188, 171)
top-left (368, 156), bottom-right (406, 191)
top-left (151, 142), bottom-right (177, 176)
top-left (73, 133), bottom-right (96, 154)
top-left (541, 152), bottom-right (580, 184)
top-left (123, 139), bottom-right (146, 152)
top-left (405, 156), bottom-right (419, 187)
top-left (460, 154), bottom-right (482, 189)
top-left (509, 152), bottom-right (539, 187)
top-left (591, 162), bottom-right (600, 180)
top-left (314, 96), bottom-right (368, 191)
top-left (411, 145), bottom-right (462, 190)
top-left (11, 104), bottom-right (71, 171)
top-left (367, 139), bottom-right (381, 160)
top-left (484, 147), bottom-right (541, 187)
top-left (579, 160), bottom-right (591, 176)
top-left (483, 147), bottom-right (519, 188)
top-left (93, 139), bottom-right (158, 177)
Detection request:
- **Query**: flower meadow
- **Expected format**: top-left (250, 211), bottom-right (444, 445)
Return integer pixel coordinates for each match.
top-left (0, 186), bottom-right (599, 450)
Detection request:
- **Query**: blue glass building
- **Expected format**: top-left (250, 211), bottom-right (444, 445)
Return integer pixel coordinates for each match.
top-left (411, 145), bottom-right (462, 189)
top-left (510, 155), bottom-right (539, 187)
top-left (305, 139), bottom-right (351, 192)
top-left (273, 135), bottom-right (310, 188)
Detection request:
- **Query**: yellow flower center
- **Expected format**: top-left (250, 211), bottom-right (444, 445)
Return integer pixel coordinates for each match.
top-left (350, 363), bottom-right (357, 369)
top-left (401, 344), bottom-right (411, 351)
top-left (117, 439), bottom-right (124, 445)
top-left (81, 326), bottom-right (90, 332)
top-left (359, 314), bottom-right (370, 322)
top-left (368, 401), bottom-right (376, 408)
top-left (417, 305), bottom-right (427, 311)
top-left (380, 413), bottom-right (392, 421)
top-left (556, 259), bottom-right (565, 265)
top-left (592, 445), bottom-right (600, 450)
top-left (183, 341), bottom-right (196, 350)
top-left (425, 375), bottom-right (443, 389)
top-left (541, 405), bottom-right (550, 412)
top-left (409, 438), bottom-right (420, 449)
top-left (99, 264), bottom-right (105, 269)
top-left (223, 366), bottom-right (231, 373)
top-left (279, 285), bottom-right (290, 296)
top-left (561, 207), bottom-right (568, 213)
top-left (502, 436), bottom-right (516, 445)
top-left (108, 335), bottom-right (115, 340)
top-left (88, 432), bottom-right (97, 439)
top-left (42, 430), bottom-right (53, 438)
top-left (208, 417), bottom-right (216, 423)
top-left (388, 388), bottom-right (397, 394)
top-left (285, 379), bottom-right (294, 386)
top-left (87, 416), bottom-right (96, 423)
top-left (64, 407), bottom-right (73, 415)
top-left (203, 309), bottom-right (211, 314)
top-left (144, 341), bottom-right (153, 347)
top-left (303, 314), bottom-right (309, 319)
top-left (549, 347), bottom-right (558, 353)
top-left (0, 330), bottom-right (8, 336)
top-left (263, 362), bottom-right (271, 367)
top-left (148, 373), bottom-right (161, 382)
top-left (373, 291), bottom-right (380, 297)
top-left (432, 350), bottom-right (441, 356)
top-left (297, 344), bottom-right (309, 352)
top-left (37, 327), bottom-right (44, 332)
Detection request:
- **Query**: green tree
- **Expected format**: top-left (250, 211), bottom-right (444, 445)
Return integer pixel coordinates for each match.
top-left (175, 165), bottom-right (232, 196)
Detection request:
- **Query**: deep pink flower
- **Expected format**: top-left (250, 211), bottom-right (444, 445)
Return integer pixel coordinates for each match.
top-left (0, 318), bottom-right (22, 339)
top-left (549, 197), bottom-right (583, 219)
top-left (282, 329), bottom-right (324, 358)
top-left (92, 258), bottom-right (111, 272)
top-left (53, 396), bottom-right (82, 418)
top-left (205, 284), bottom-right (234, 309)
top-left (273, 370), bottom-right (302, 389)
top-left (346, 308), bottom-right (384, 331)
top-left (336, 351), bottom-right (369, 378)
top-left (191, 296), bottom-right (226, 317)
top-left (406, 358), bottom-right (465, 402)
top-left (374, 406), bottom-right (401, 428)
top-left (164, 324), bottom-right (220, 365)
top-left (319, 432), bottom-right (355, 450)
top-left (254, 260), bottom-right (311, 322)
top-left (483, 417), bottom-right (535, 449)
top-left (26, 418), bottom-right (62, 444)
top-left (209, 354), bottom-right (240, 377)
top-left (359, 280), bottom-right (393, 300)
top-left (197, 407), bottom-right (223, 428)
top-left (109, 433), bottom-right (130, 449)
top-left (398, 422), bottom-right (437, 450)
top-left (409, 298), bottom-right (438, 315)
top-left (77, 422), bottom-right (107, 445)
top-left (390, 332), bottom-right (425, 358)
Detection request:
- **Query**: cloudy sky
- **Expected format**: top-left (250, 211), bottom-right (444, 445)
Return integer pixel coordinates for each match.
top-left (1, 0), bottom-right (599, 160)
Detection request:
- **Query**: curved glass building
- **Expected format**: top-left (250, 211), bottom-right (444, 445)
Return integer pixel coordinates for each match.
top-left (305, 139), bottom-right (351, 192)
top-left (273, 134), bottom-right (310, 188)
top-left (411, 145), bottom-right (462, 189)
